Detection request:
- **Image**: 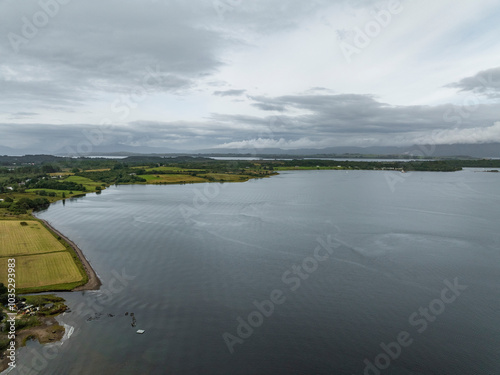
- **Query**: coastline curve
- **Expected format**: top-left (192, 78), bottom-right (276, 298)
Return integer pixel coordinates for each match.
top-left (37, 218), bottom-right (101, 291)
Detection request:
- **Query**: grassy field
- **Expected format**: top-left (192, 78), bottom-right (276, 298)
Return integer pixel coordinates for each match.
top-left (64, 175), bottom-right (104, 189)
top-left (48, 172), bottom-right (74, 177)
top-left (0, 252), bottom-right (84, 291)
top-left (0, 221), bottom-right (66, 256)
top-left (25, 175), bottom-right (104, 198)
top-left (142, 166), bottom-right (200, 172)
top-left (0, 192), bottom-right (60, 204)
top-left (82, 168), bottom-right (110, 172)
top-left (138, 172), bottom-right (255, 184)
top-left (273, 166), bottom-right (347, 170)
top-left (0, 192), bottom-right (55, 219)
top-left (25, 188), bottom-right (86, 198)
top-left (199, 173), bottom-right (251, 182)
top-left (0, 220), bottom-right (87, 292)
top-left (138, 174), bottom-right (208, 184)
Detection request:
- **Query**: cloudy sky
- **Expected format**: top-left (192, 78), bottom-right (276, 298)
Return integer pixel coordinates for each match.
top-left (1, 0), bottom-right (500, 154)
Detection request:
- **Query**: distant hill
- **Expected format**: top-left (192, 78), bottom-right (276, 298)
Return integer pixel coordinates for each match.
top-left (201, 143), bottom-right (500, 158)
top-left (0, 145), bottom-right (48, 156)
top-left (53, 143), bottom-right (185, 156)
top-left (1, 142), bottom-right (499, 158)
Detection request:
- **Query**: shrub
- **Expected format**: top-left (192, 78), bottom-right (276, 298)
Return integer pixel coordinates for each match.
top-left (15, 316), bottom-right (41, 330)
top-left (0, 338), bottom-right (10, 351)
top-left (8, 197), bottom-right (50, 213)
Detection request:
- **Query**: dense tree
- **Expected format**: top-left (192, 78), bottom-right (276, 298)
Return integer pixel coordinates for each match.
top-left (8, 197), bottom-right (50, 213)
top-left (0, 282), bottom-right (8, 306)
top-left (41, 164), bottom-right (60, 173)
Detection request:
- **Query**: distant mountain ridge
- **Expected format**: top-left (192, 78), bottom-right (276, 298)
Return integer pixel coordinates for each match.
top-left (55, 143), bottom-right (183, 156)
top-left (1, 142), bottom-right (499, 158)
top-left (202, 143), bottom-right (500, 158)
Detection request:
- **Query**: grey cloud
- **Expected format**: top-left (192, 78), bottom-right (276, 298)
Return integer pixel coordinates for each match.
top-left (446, 66), bottom-right (500, 98)
top-left (0, 0), bottom-right (230, 108)
top-left (252, 103), bottom-right (286, 111)
top-left (207, 92), bottom-right (500, 146)
top-left (306, 87), bottom-right (334, 93)
top-left (213, 89), bottom-right (246, 96)
top-left (0, 79), bottom-right (90, 106)
top-left (242, 93), bottom-right (500, 140)
top-left (12, 112), bottom-right (38, 116)
top-left (0, 0), bottom-right (351, 112)
top-left (8, 111), bottom-right (39, 120)
top-left (2, 2), bottom-right (499, 152)
top-left (2, 90), bottom-right (500, 153)
top-left (0, 122), bottom-right (195, 154)
top-left (213, 0), bottom-right (334, 33)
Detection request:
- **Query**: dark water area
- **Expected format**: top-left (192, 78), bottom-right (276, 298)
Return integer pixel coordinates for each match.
top-left (7, 170), bottom-right (500, 374)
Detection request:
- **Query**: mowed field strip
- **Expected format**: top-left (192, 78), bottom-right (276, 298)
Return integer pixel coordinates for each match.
top-left (0, 220), bottom-right (85, 291)
top-left (0, 220), bottom-right (66, 256)
top-left (0, 252), bottom-right (83, 289)
top-left (139, 174), bottom-right (208, 184)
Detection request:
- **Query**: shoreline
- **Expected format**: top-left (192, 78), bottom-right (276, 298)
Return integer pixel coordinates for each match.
top-left (0, 316), bottom-right (65, 373)
top-left (37, 218), bottom-right (101, 292)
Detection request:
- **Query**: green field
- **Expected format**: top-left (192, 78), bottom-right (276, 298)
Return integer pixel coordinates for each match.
top-left (63, 175), bottom-right (103, 189)
top-left (0, 252), bottom-right (84, 290)
top-left (0, 221), bottom-right (66, 256)
top-left (25, 188), bottom-right (86, 198)
top-left (138, 174), bottom-right (208, 184)
top-left (0, 220), bottom-right (86, 292)
top-left (137, 172), bottom-right (254, 184)
top-left (143, 166), bottom-right (190, 172)
top-left (199, 173), bottom-right (251, 182)
top-left (23, 175), bottom-right (101, 199)
top-left (273, 166), bottom-right (347, 170)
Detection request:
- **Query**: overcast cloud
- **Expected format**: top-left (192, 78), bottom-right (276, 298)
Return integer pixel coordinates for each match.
top-left (1, 0), bottom-right (500, 153)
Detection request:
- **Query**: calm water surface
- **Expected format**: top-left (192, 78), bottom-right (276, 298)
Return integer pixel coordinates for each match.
top-left (7, 170), bottom-right (500, 374)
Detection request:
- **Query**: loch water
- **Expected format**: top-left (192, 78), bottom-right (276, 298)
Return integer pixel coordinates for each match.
top-left (9, 169), bottom-right (500, 374)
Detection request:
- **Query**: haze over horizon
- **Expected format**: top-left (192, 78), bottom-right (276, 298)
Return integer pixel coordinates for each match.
top-left (1, 0), bottom-right (500, 154)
